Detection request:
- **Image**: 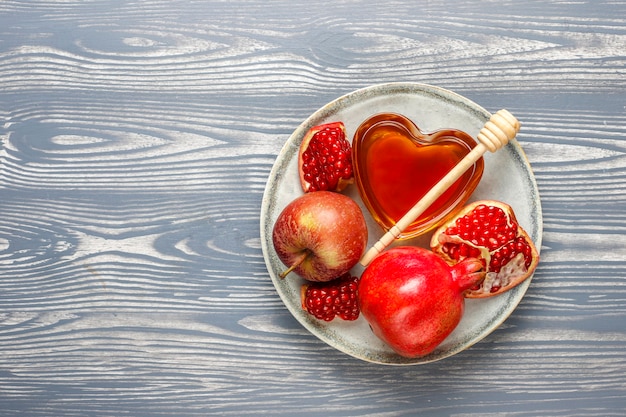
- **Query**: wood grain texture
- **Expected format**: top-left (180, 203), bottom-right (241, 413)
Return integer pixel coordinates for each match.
top-left (1, 0), bottom-right (625, 416)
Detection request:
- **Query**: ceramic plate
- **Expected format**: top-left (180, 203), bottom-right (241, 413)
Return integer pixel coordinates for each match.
top-left (260, 82), bottom-right (542, 365)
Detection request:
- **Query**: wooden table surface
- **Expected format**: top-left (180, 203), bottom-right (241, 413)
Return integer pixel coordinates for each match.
top-left (1, 1), bottom-right (625, 416)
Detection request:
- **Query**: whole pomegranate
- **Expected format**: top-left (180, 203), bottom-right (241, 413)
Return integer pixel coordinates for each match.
top-left (431, 200), bottom-right (539, 297)
top-left (358, 246), bottom-right (485, 358)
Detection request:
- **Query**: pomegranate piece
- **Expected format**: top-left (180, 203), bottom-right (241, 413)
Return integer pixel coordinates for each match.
top-left (298, 122), bottom-right (354, 193)
top-left (301, 273), bottom-right (359, 321)
top-left (430, 200), bottom-right (540, 298)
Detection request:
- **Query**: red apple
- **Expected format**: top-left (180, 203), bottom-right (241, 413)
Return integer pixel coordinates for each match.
top-left (358, 246), bottom-right (485, 358)
top-left (272, 191), bottom-right (367, 282)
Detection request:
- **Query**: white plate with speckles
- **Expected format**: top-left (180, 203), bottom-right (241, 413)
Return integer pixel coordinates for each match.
top-left (260, 82), bottom-right (542, 365)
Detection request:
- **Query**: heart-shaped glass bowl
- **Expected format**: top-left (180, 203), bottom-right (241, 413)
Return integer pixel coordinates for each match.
top-left (260, 82), bottom-right (542, 365)
top-left (352, 112), bottom-right (484, 239)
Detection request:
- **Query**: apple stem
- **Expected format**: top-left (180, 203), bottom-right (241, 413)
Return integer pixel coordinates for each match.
top-left (279, 250), bottom-right (310, 279)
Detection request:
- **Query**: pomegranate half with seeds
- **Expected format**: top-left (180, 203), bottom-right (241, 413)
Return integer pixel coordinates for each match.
top-left (298, 121), bottom-right (354, 193)
top-left (430, 200), bottom-right (539, 298)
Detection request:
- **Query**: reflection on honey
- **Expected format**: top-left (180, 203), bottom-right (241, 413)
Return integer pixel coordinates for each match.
top-left (352, 113), bottom-right (484, 239)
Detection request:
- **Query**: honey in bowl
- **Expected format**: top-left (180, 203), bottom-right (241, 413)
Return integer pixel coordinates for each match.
top-left (352, 113), bottom-right (484, 239)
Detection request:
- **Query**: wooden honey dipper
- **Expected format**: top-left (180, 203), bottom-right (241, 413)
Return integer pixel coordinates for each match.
top-left (359, 109), bottom-right (521, 267)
